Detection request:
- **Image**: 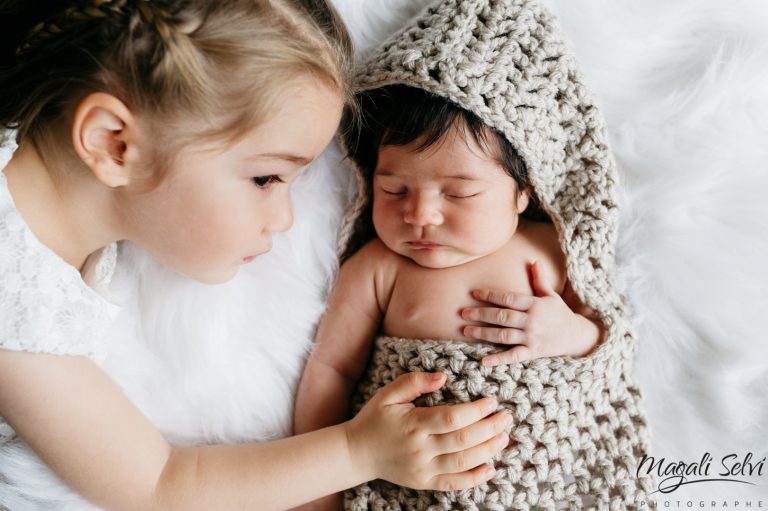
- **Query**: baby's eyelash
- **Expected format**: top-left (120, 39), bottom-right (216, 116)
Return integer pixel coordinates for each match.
top-left (252, 175), bottom-right (283, 189)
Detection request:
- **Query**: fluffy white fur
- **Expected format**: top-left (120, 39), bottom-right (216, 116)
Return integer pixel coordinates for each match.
top-left (1, 0), bottom-right (766, 507)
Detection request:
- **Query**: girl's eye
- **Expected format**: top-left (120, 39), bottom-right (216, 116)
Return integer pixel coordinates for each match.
top-left (252, 175), bottom-right (283, 189)
top-left (382, 187), bottom-right (406, 196)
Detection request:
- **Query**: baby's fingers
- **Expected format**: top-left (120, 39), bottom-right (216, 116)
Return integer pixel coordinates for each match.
top-left (428, 463), bottom-right (497, 492)
top-left (461, 307), bottom-right (528, 328)
top-left (436, 411), bottom-right (513, 453)
top-left (463, 325), bottom-right (527, 345)
top-left (432, 431), bottom-right (509, 476)
top-left (482, 346), bottom-right (533, 366)
top-left (471, 289), bottom-right (534, 311)
top-left (416, 397), bottom-right (498, 435)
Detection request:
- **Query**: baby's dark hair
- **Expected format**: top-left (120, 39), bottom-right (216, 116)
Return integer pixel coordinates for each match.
top-left (348, 84), bottom-right (548, 222)
top-left (340, 84), bottom-right (549, 260)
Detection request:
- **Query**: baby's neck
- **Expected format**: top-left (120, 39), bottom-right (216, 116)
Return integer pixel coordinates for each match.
top-left (4, 141), bottom-right (120, 272)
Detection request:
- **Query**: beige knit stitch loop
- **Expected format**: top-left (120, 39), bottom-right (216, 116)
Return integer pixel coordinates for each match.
top-left (337, 0), bottom-right (657, 509)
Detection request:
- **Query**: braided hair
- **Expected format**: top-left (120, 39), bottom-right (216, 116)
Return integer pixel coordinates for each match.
top-left (0, 0), bottom-right (352, 171)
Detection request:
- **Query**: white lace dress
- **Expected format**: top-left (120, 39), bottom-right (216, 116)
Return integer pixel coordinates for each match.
top-left (0, 133), bottom-right (118, 443)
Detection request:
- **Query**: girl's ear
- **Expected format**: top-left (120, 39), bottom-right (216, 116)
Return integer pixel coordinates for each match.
top-left (516, 186), bottom-right (530, 213)
top-left (71, 93), bottom-right (140, 188)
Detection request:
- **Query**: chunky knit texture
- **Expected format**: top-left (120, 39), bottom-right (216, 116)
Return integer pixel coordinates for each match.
top-left (337, 0), bottom-right (656, 508)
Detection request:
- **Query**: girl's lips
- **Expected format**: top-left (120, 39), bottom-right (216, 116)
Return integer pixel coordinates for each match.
top-left (242, 255), bottom-right (258, 263)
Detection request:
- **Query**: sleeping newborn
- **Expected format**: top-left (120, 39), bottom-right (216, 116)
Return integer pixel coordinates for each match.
top-left (294, 0), bottom-right (656, 507)
top-left (293, 85), bottom-right (602, 511)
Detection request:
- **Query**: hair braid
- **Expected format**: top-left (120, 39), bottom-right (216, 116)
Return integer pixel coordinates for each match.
top-left (16, 0), bottom-right (195, 58)
top-left (2, 0), bottom-right (352, 176)
top-left (15, 1), bottom-right (110, 57)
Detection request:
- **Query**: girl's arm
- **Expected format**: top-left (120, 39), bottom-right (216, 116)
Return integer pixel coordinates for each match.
top-left (0, 348), bottom-right (369, 510)
top-left (0, 317), bottom-right (510, 510)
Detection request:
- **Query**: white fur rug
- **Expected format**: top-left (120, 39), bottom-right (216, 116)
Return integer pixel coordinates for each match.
top-left (1, 0), bottom-right (766, 508)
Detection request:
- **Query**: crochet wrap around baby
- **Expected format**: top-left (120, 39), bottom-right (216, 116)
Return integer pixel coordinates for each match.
top-left (336, 0), bottom-right (656, 509)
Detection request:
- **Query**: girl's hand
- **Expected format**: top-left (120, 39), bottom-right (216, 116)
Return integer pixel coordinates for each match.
top-left (343, 372), bottom-right (512, 492)
top-left (461, 261), bottom-right (600, 366)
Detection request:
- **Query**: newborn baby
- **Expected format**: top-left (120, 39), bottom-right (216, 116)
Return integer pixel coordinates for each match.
top-left (293, 85), bottom-right (603, 511)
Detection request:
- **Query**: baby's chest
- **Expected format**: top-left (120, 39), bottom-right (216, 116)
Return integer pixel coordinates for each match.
top-left (381, 258), bottom-right (534, 342)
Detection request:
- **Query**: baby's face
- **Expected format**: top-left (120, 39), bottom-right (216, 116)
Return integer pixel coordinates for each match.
top-left (372, 129), bottom-right (529, 269)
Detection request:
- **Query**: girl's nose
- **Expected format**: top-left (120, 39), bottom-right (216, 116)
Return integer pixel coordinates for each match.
top-left (266, 191), bottom-right (294, 234)
top-left (403, 193), bottom-right (443, 226)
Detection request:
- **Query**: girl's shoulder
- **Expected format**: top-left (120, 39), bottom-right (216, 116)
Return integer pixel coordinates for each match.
top-left (0, 139), bottom-right (112, 364)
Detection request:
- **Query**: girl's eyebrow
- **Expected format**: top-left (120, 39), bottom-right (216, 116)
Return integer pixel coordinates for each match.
top-left (253, 152), bottom-right (314, 165)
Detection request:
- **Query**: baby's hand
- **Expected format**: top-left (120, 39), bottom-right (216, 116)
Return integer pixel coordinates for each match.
top-left (343, 372), bottom-right (512, 492)
top-left (461, 261), bottom-right (598, 366)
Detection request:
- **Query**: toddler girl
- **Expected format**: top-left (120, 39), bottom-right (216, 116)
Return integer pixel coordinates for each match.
top-left (0, 1), bottom-right (512, 509)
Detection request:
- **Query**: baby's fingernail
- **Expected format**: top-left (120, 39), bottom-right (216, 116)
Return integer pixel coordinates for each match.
top-left (485, 398), bottom-right (498, 412)
top-left (484, 465), bottom-right (496, 477)
top-left (503, 414), bottom-right (513, 426)
top-left (430, 372), bottom-right (444, 381)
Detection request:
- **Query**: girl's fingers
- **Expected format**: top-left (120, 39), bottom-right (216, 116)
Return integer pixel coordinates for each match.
top-left (482, 346), bottom-right (533, 367)
top-left (377, 372), bottom-right (446, 406)
top-left (415, 396), bottom-right (498, 435)
top-left (429, 463), bottom-right (497, 492)
top-left (470, 289), bottom-right (534, 311)
top-left (435, 410), bottom-right (513, 453)
top-left (461, 307), bottom-right (527, 328)
top-left (432, 430), bottom-right (510, 475)
top-left (463, 325), bottom-right (527, 345)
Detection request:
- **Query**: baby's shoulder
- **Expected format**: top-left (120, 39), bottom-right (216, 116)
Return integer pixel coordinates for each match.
top-left (341, 238), bottom-right (402, 281)
top-left (514, 220), bottom-right (567, 288)
top-left (518, 219), bottom-right (560, 249)
top-left (340, 238), bottom-right (402, 307)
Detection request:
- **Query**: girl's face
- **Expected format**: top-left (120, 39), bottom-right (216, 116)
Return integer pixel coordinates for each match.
top-left (372, 127), bottom-right (529, 269)
top-left (119, 81), bottom-right (343, 284)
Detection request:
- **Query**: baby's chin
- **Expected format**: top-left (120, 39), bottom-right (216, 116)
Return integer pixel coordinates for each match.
top-left (391, 244), bottom-right (486, 269)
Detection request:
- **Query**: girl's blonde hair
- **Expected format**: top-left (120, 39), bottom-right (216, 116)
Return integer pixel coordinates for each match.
top-left (0, 0), bottom-right (352, 171)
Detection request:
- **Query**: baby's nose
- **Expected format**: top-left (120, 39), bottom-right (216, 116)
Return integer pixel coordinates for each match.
top-left (403, 194), bottom-right (443, 226)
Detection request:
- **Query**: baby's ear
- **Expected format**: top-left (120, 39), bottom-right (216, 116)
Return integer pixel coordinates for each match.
top-left (71, 93), bottom-right (140, 188)
top-left (515, 187), bottom-right (531, 213)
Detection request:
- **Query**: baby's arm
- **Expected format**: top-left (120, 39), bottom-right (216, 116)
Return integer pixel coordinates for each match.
top-left (462, 261), bottom-right (604, 365)
top-left (292, 241), bottom-right (393, 511)
top-left (0, 345), bottom-right (509, 510)
top-left (294, 240), bottom-right (388, 435)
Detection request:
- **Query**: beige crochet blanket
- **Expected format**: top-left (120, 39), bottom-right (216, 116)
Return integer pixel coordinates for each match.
top-left (344, 336), bottom-right (655, 510)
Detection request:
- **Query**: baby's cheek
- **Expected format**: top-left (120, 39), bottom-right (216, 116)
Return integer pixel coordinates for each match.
top-left (372, 202), bottom-right (398, 235)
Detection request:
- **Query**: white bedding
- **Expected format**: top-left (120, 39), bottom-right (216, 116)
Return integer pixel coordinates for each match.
top-left (1, 0), bottom-right (765, 508)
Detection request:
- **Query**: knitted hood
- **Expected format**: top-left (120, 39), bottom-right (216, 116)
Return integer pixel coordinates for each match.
top-left (339, 0), bottom-right (622, 325)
